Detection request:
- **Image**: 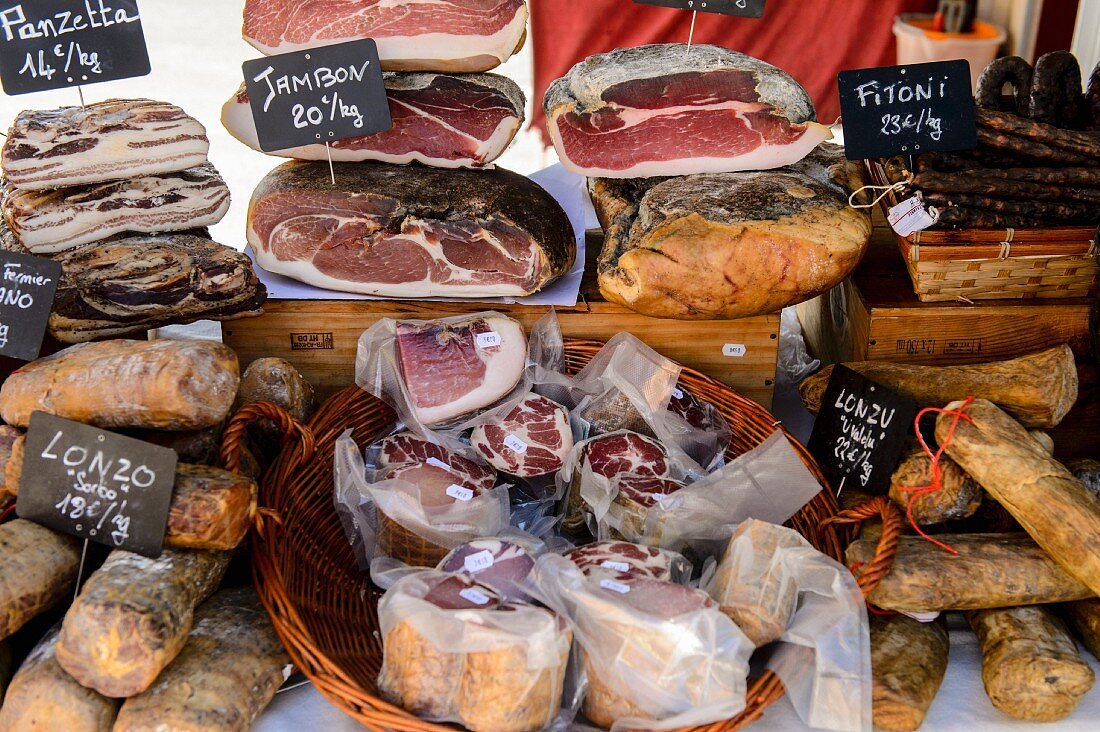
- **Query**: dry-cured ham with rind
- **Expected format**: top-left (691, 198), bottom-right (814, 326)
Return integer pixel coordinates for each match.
top-left (470, 394), bottom-right (573, 477)
top-left (394, 316), bottom-right (526, 425)
top-left (2, 163), bottom-right (230, 253)
top-left (247, 161), bottom-right (576, 298)
top-left (545, 44), bottom-right (832, 178)
top-left (243, 0), bottom-right (529, 73)
top-left (222, 73), bottom-right (524, 168)
top-left (1, 99), bottom-right (210, 190)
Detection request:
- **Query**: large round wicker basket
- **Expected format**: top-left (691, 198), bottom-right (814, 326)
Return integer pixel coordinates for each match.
top-left (233, 339), bottom-right (849, 732)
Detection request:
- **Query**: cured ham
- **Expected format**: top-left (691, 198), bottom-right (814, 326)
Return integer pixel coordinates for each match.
top-left (242, 0), bottom-right (529, 73)
top-left (545, 44), bottom-right (832, 178)
top-left (222, 73), bottom-right (524, 169)
top-left (3, 164), bottom-right (230, 253)
top-left (2, 100), bottom-right (210, 190)
top-left (470, 394), bottom-right (573, 477)
top-left (246, 161), bottom-right (575, 298)
top-left (394, 315), bottom-right (526, 425)
top-left (378, 432), bottom-right (498, 490)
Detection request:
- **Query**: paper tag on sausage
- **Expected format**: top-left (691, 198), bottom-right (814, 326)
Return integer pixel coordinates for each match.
top-left (503, 435), bottom-right (528, 454)
top-left (446, 484), bottom-right (474, 502)
top-left (888, 196), bottom-right (939, 237)
top-left (600, 560), bottom-right (631, 573)
top-left (464, 550), bottom-right (495, 573)
top-left (599, 578), bottom-right (631, 594)
top-left (475, 331), bottom-right (502, 349)
top-left (671, 387), bottom-right (684, 400)
top-left (722, 343), bottom-right (747, 358)
top-left (426, 457), bottom-right (449, 470)
top-left (459, 587), bottom-right (491, 605)
top-left (282, 664), bottom-right (294, 682)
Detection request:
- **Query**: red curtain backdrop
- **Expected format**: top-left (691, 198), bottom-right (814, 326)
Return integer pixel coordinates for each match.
top-left (530, 0), bottom-right (938, 142)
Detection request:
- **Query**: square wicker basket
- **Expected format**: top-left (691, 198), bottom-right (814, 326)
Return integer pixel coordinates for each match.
top-left (866, 161), bottom-right (1099, 303)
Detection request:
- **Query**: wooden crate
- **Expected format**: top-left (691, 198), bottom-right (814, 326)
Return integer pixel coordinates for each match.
top-left (224, 241), bottom-right (780, 408)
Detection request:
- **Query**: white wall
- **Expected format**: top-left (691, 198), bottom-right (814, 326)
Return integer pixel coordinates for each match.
top-left (1073, 0), bottom-right (1100, 76)
top-left (979, 0), bottom-right (1044, 57)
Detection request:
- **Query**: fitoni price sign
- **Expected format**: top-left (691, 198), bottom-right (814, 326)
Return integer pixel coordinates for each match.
top-left (806, 366), bottom-right (918, 495)
top-left (17, 412), bottom-right (177, 558)
top-left (634, 0), bottom-right (765, 17)
top-left (837, 60), bottom-right (977, 161)
top-left (0, 250), bottom-right (61, 362)
top-left (243, 38), bottom-right (392, 153)
top-left (0, 1), bottom-right (150, 95)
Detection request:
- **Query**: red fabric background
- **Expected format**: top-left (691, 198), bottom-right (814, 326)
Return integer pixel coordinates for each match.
top-left (530, 0), bottom-right (938, 142)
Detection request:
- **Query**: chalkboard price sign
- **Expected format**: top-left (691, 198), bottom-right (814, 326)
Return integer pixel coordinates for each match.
top-left (837, 60), bottom-right (977, 160)
top-left (634, 0), bottom-right (765, 17)
top-left (243, 38), bottom-right (392, 153)
top-left (18, 412), bottom-right (177, 558)
top-left (0, 250), bottom-right (61, 362)
top-left (0, 1), bottom-right (151, 95)
top-left (806, 366), bottom-right (918, 495)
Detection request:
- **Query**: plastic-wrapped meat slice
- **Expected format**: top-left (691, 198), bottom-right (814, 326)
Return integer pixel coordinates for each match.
top-left (566, 541), bottom-right (689, 583)
top-left (470, 394), bottom-right (573, 478)
top-left (668, 385), bottom-right (733, 468)
top-left (377, 432), bottom-right (496, 491)
top-left (437, 538), bottom-right (536, 601)
top-left (563, 431), bottom-right (670, 531)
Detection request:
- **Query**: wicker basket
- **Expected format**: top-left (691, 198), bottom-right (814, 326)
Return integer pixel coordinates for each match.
top-left (226, 340), bottom-right (850, 732)
top-left (866, 160), bottom-right (1099, 303)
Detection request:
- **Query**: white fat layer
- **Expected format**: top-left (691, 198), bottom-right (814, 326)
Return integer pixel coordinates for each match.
top-left (549, 113), bottom-right (833, 178)
top-left (221, 95), bottom-right (518, 168)
top-left (245, 8), bottom-right (528, 69)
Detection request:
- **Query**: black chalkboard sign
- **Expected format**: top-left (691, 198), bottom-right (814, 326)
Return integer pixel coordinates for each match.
top-left (0, 250), bottom-right (61, 362)
top-left (18, 412), bottom-right (177, 558)
top-left (633, 0), bottom-right (765, 17)
top-left (0, 0), bottom-right (150, 95)
top-left (837, 60), bottom-right (977, 160)
top-left (243, 39), bottom-right (391, 153)
top-left (807, 366), bottom-right (918, 494)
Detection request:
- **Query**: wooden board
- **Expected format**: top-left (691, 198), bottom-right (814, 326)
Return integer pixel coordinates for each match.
top-left (224, 239), bottom-right (780, 408)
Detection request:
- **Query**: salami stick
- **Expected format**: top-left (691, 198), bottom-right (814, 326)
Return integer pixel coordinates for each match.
top-left (937, 399), bottom-right (1100, 597)
top-left (1063, 598), bottom-right (1100, 659)
top-left (976, 166), bottom-right (1100, 186)
top-left (1030, 51), bottom-right (1086, 130)
top-left (1087, 61), bottom-right (1100, 131)
top-left (975, 56), bottom-right (1033, 116)
top-left (871, 614), bottom-right (949, 732)
top-left (934, 205), bottom-right (1058, 230)
top-left (923, 191), bottom-right (1097, 220)
top-left (976, 108), bottom-right (1100, 158)
top-left (913, 171), bottom-right (1100, 203)
top-left (846, 533), bottom-right (1092, 612)
top-left (0, 519), bottom-right (81, 640)
top-left (968, 606), bottom-right (1094, 721)
top-left (799, 346), bottom-right (1078, 429)
top-left (889, 442), bottom-right (981, 525)
top-left (976, 128), bottom-right (1089, 165)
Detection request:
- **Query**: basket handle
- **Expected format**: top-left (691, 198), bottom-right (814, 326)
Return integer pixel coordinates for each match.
top-left (219, 401), bottom-right (316, 474)
top-left (823, 496), bottom-right (903, 599)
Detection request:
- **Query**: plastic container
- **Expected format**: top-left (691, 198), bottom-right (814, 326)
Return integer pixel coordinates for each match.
top-left (894, 14), bottom-right (1007, 89)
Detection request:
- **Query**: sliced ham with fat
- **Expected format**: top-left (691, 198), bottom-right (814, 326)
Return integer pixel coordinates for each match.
top-left (544, 44), bottom-right (831, 178)
top-left (242, 0), bottom-right (529, 73)
top-left (583, 432), bottom-right (670, 479)
top-left (394, 316), bottom-right (527, 426)
top-left (566, 541), bottom-right (685, 582)
top-left (470, 394), bottom-right (572, 477)
top-left (437, 538), bottom-right (535, 601)
top-left (221, 73), bottom-right (524, 169)
top-left (421, 574), bottom-right (502, 610)
top-left (377, 432), bottom-right (497, 491)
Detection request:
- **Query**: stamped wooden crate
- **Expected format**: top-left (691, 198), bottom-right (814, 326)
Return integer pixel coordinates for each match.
top-left (224, 243), bottom-right (780, 408)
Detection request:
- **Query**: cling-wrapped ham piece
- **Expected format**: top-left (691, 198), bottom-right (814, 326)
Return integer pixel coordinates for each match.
top-left (545, 44), bottom-right (832, 178)
top-left (246, 161), bottom-right (576, 298)
top-left (222, 73), bottom-right (524, 169)
top-left (2, 100), bottom-right (210, 190)
top-left (562, 431), bottom-right (671, 532)
top-left (470, 394), bottom-right (573, 477)
top-left (437, 538), bottom-right (536, 601)
top-left (243, 0), bottom-right (529, 73)
top-left (2, 164), bottom-right (230, 253)
top-left (377, 431), bottom-right (498, 491)
top-left (393, 315), bottom-right (527, 425)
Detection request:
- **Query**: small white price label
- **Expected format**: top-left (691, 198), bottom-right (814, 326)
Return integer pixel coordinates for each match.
top-left (503, 435), bottom-right (528, 454)
top-left (464, 550), bottom-right (496, 573)
top-left (446, 484), bottom-right (474, 502)
top-left (887, 196), bottom-right (940, 237)
top-left (722, 343), bottom-right (747, 358)
top-left (475, 331), bottom-right (502, 349)
top-left (599, 578), bottom-right (631, 594)
top-left (459, 587), bottom-right (491, 605)
top-left (600, 560), bottom-right (631, 573)
top-left (426, 457), bottom-right (449, 470)
top-left (902, 610), bottom-right (941, 623)
top-left (671, 387), bottom-right (684, 400)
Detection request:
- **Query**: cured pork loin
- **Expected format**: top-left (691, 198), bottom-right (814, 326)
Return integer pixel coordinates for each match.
top-left (470, 394), bottom-right (573, 477)
top-left (2, 164), bottom-right (230, 253)
top-left (394, 315), bottom-right (527, 425)
top-left (545, 44), bottom-right (832, 178)
top-left (2, 99), bottom-right (209, 190)
top-left (247, 161), bottom-right (575, 297)
top-left (242, 0), bottom-right (529, 73)
top-left (223, 73), bottom-right (524, 168)
top-left (591, 145), bottom-right (871, 319)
